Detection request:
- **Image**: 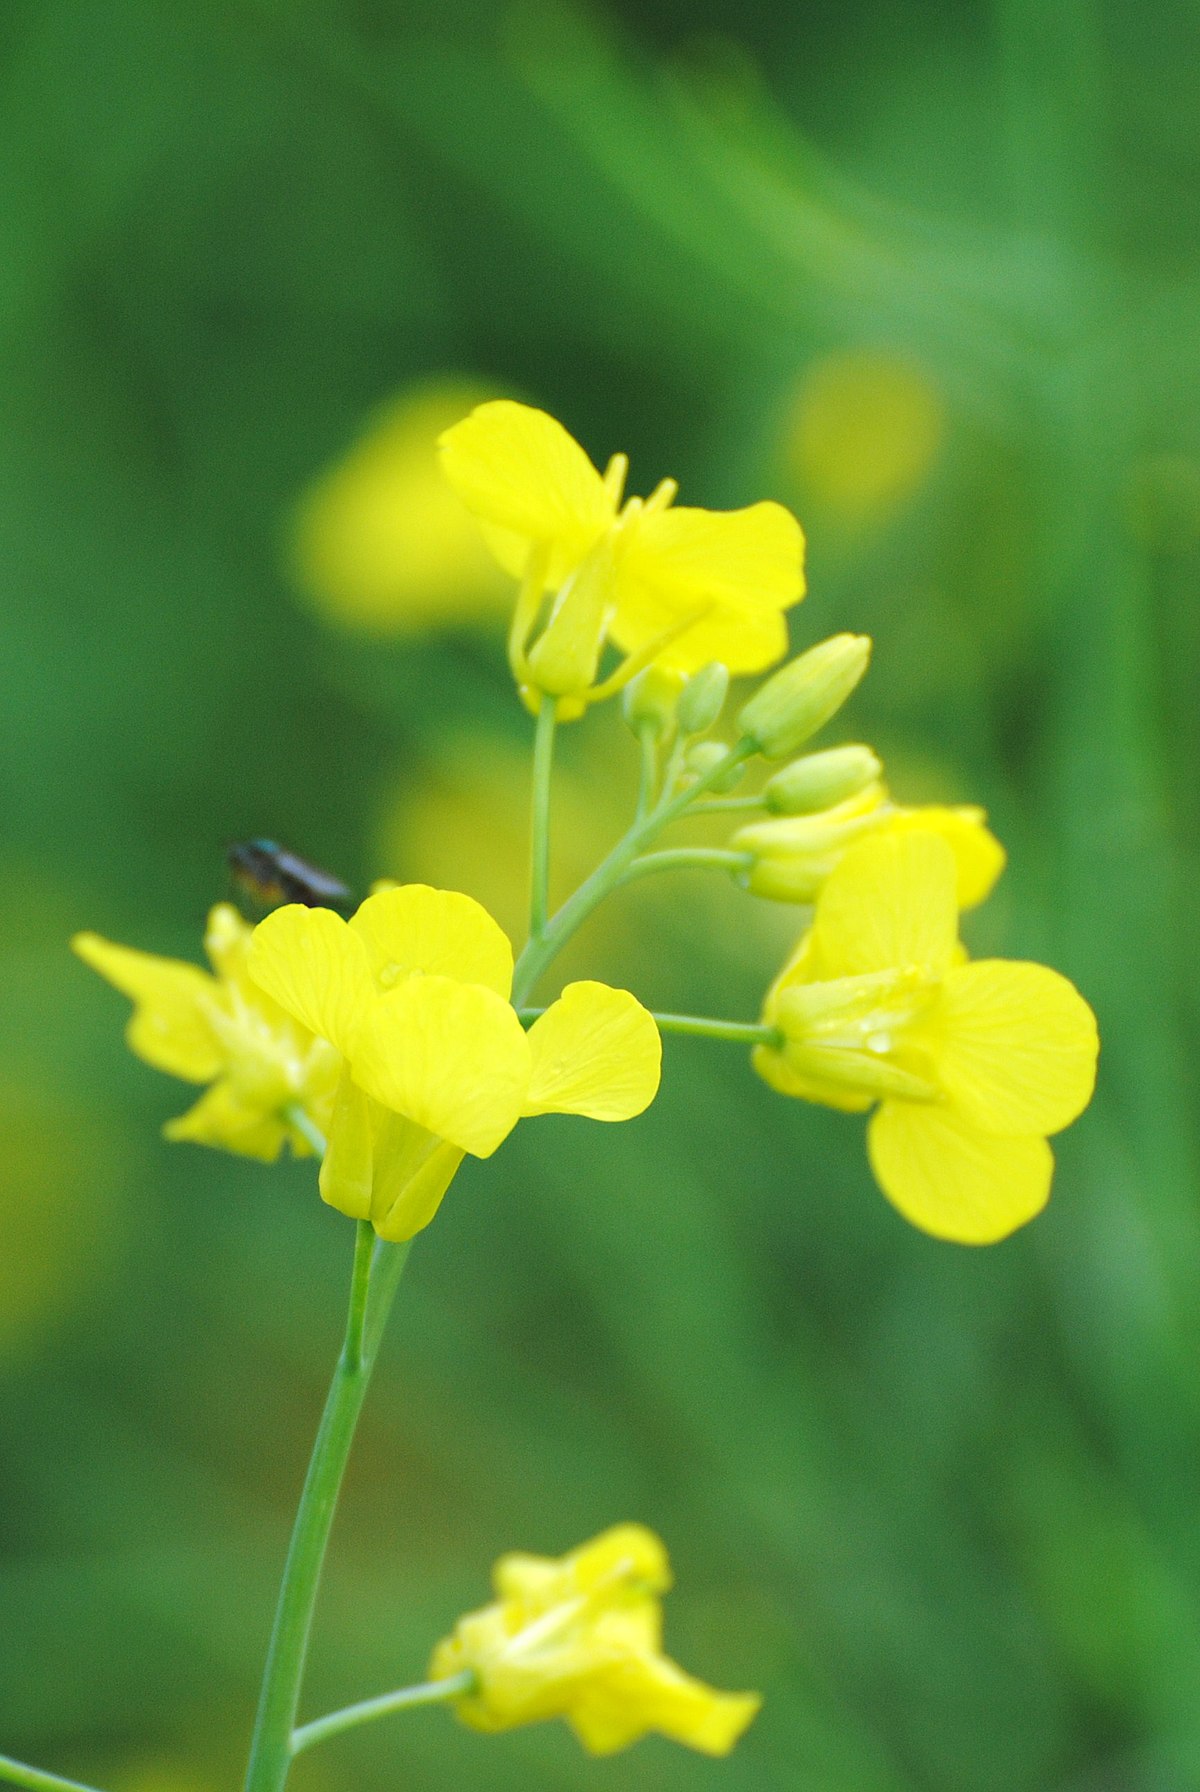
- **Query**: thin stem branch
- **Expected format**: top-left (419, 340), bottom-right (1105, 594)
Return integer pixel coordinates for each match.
top-left (0, 1760), bottom-right (105, 1792)
top-left (687, 794), bottom-right (765, 816)
top-left (291, 1671), bottom-right (474, 1757)
top-left (528, 698), bottom-right (558, 940)
top-left (517, 1006), bottom-right (780, 1046)
top-left (621, 847), bottom-right (753, 884)
top-left (510, 736), bottom-right (757, 1004)
top-left (651, 1012), bottom-right (782, 1045)
top-left (243, 1221), bottom-right (378, 1792)
top-left (283, 1104), bottom-right (327, 1157)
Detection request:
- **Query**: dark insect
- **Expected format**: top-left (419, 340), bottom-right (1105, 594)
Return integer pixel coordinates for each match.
top-left (227, 839), bottom-right (354, 914)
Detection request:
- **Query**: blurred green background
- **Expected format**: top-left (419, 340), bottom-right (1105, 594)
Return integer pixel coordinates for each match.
top-left (2, 1), bottom-right (1199, 1788)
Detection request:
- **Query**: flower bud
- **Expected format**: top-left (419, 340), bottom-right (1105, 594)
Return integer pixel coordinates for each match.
top-left (683, 740), bottom-right (747, 792)
top-left (524, 541), bottom-right (614, 699)
top-left (764, 745), bottom-right (883, 814)
top-left (736, 634), bottom-right (871, 759)
top-left (622, 664), bottom-right (688, 738)
top-left (732, 792), bottom-right (883, 901)
top-left (675, 662), bottom-right (729, 736)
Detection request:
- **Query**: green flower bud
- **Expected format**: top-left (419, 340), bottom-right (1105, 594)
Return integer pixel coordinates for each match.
top-left (621, 664), bottom-right (688, 739)
top-left (736, 634), bottom-right (871, 759)
top-left (525, 541), bottom-right (614, 699)
top-left (683, 740), bottom-right (748, 792)
top-left (675, 662), bottom-right (729, 736)
top-left (763, 745), bottom-right (883, 814)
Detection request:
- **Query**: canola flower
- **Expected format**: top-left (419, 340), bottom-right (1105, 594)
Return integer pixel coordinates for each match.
top-left (752, 831), bottom-right (1098, 1242)
top-left (72, 904), bottom-right (339, 1162)
top-left (291, 380), bottom-right (509, 634)
top-left (77, 885), bottom-right (661, 1244)
top-left (33, 400), bottom-right (1105, 1792)
top-left (429, 1525), bottom-right (760, 1757)
top-left (245, 884), bottom-right (660, 1240)
top-left (439, 400), bottom-right (806, 712)
top-left (732, 788), bottom-right (1006, 908)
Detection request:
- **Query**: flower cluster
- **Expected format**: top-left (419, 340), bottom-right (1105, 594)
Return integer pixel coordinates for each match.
top-left (77, 885), bottom-right (660, 1242)
top-left (430, 1524), bottom-right (760, 1756)
top-left (69, 396), bottom-right (1100, 1773)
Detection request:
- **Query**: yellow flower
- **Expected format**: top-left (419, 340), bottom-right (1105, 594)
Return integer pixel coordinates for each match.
top-left (753, 832), bottom-right (1098, 1243)
top-left (733, 792), bottom-right (1005, 909)
top-left (246, 885), bottom-right (661, 1240)
top-left (290, 381), bottom-right (509, 634)
top-left (72, 905), bottom-right (340, 1161)
top-left (784, 349), bottom-right (945, 524)
top-left (429, 1524), bottom-right (760, 1757)
top-left (439, 400), bottom-right (805, 712)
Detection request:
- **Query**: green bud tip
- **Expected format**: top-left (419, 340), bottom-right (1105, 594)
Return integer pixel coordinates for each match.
top-left (675, 662), bottom-right (730, 736)
top-left (736, 634), bottom-right (872, 760)
top-left (764, 744), bottom-right (883, 814)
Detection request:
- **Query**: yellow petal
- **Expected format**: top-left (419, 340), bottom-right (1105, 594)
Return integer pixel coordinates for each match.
top-left (867, 1101), bottom-right (1053, 1243)
top-left (317, 1071), bottom-right (374, 1221)
top-left (349, 883), bottom-right (513, 997)
top-left (245, 906), bottom-right (373, 1055)
top-left (524, 982), bottom-right (662, 1119)
top-left (921, 960), bottom-right (1098, 1135)
top-left (163, 1081), bottom-right (287, 1160)
top-left (808, 831), bottom-right (959, 979)
top-left (72, 932), bottom-right (224, 1082)
top-left (370, 1111), bottom-right (465, 1240)
top-left (570, 1652), bottom-right (761, 1758)
top-left (352, 974), bottom-right (529, 1156)
top-left (290, 380), bottom-right (509, 634)
top-left (438, 401), bottom-right (614, 582)
top-left (612, 502), bottom-right (803, 675)
top-left (881, 805), bottom-right (1006, 909)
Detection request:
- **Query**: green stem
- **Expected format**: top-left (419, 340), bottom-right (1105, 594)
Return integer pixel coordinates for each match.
top-left (651, 1012), bottom-right (781, 1045)
top-left (528, 698), bottom-right (558, 940)
top-left (634, 722), bottom-right (658, 822)
top-left (290, 1671), bottom-right (474, 1757)
top-left (687, 794), bottom-right (765, 816)
top-left (283, 1104), bottom-right (327, 1157)
top-left (511, 736), bottom-right (757, 1004)
top-left (243, 1220), bottom-right (380, 1792)
top-left (518, 1006), bottom-right (779, 1046)
top-left (0, 1760), bottom-right (105, 1792)
top-left (622, 847), bottom-right (753, 883)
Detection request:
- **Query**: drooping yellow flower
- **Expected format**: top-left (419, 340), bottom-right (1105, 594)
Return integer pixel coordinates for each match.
top-left (733, 790), bottom-right (1005, 909)
top-left (73, 905), bottom-right (340, 1161)
top-left (753, 832), bottom-right (1098, 1243)
top-left (246, 885), bottom-right (661, 1240)
top-left (291, 381), bottom-right (509, 634)
top-left (439, 400), bottom-right (805, 712)
top-left (429, 1524), bottom-right (760, 1757)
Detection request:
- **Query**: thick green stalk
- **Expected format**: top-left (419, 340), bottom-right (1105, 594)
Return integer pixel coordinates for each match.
top-left (290, 1671), bottom-right (474, 1757)
top-left (0, 1761), bottom-right (104, 1792)
top-left (244, 1220), bottom-right (386, 1792)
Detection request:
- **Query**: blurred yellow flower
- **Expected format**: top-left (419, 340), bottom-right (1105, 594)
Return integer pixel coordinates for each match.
top-left (754, 831), bottom-right (1098, 1243)
top-left (429, 1523), bottom-right (760, 1757)
top-left (73, 904), bottom-right (339, 1161)
top-left (247, 885), bottom-right (660, 1239)
top-left (734, 791), bottom-right (1005, 908)
top-left (439, 400), bottom-right (805, 711)
top-left (291, 380), bottom-right (509, 633)
top-left (785, 349), bottom-right (944, 522)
